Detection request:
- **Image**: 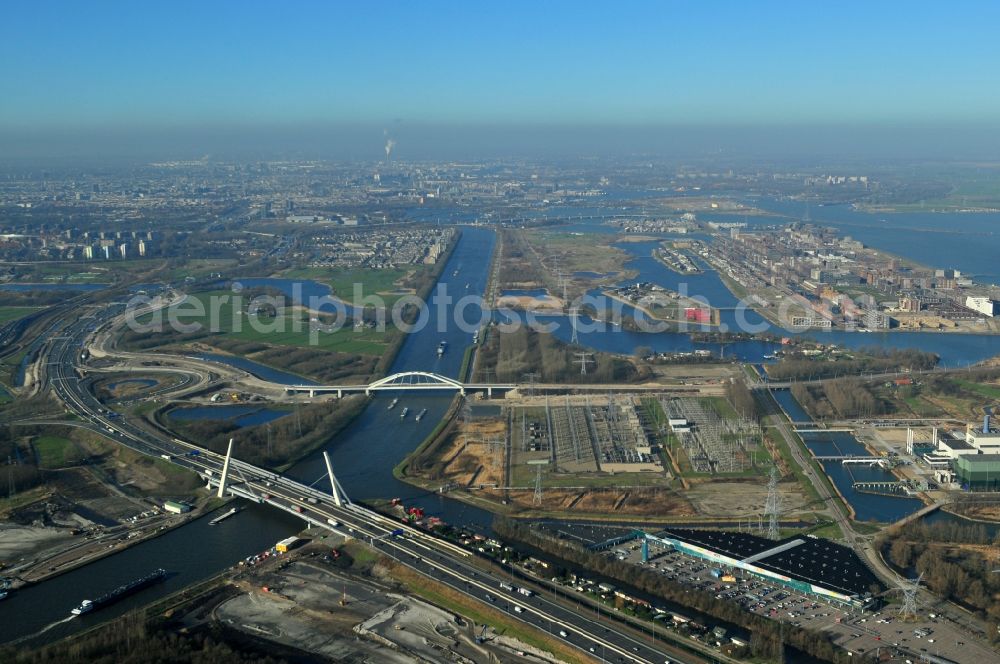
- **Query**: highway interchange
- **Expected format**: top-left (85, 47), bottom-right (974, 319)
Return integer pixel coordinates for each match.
top-left (38, 299), bottom-right (689, 664)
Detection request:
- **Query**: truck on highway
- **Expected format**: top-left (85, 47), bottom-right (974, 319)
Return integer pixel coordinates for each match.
top-left (517, 587), bottom-right (534, 597)
top-left (306, 497), bottom-right (319, 505)
top-left (326, 518), bottom-right (341, 527)
top-left (499, 581), bottom-right (513, 591)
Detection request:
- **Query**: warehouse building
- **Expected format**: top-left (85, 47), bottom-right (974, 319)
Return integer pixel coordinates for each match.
top-left (642, 528), bottom-right (881, 608)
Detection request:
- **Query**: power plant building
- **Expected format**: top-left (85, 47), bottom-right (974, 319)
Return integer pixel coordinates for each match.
top-left (954, 454), bottom-right (1000, 491)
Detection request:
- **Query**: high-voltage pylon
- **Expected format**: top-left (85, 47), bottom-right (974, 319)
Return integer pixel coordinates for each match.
top-left (574, 352), bottom-right (592, 375)
top-left (765, 466), bottom-right (781, 540)
top-left (570, 308), bottom-right (579, 344)
top-left (899, 572), bottom-right (923, 620)
top-left (522, 372), bottom-right (539, 396)
top-left (487, 436), bottom-right (504, 471)
top-left (533, 464), bottom-right (544, 506)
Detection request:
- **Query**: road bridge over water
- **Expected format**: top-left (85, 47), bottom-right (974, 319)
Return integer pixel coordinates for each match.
top-left (282, 370), bottom-right (716, 398)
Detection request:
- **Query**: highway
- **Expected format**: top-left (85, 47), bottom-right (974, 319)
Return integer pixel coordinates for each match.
top-left (43, 302), bottom-right (689, 664)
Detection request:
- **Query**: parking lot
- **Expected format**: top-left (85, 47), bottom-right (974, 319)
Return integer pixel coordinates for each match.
top-left (609, 540), bottom-right (995, 663)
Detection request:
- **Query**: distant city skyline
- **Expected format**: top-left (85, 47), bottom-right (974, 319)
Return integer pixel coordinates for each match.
top-left (4, 1), bottom-right (1000, 160)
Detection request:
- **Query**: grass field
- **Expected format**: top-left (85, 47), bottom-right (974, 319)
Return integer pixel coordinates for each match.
top-left (526, 230), bottom-right (630, 277)
top-left (954, 379), bottom-right (1000, 400)
top-left (144, 290), bottom-right (391, 354)
top-left (0, 306), bottom-right (41, 323)
top-left (34, 435), bottom-right (80, 468)
top-left (282, 266), bottom-right (412, 306)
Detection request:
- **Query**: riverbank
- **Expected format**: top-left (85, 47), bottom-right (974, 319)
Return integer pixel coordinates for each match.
top-left (940, 503), bottom-right (1000, 524)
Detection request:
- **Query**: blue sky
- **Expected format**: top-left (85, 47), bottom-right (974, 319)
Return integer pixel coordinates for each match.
top-left (2, 1), bottom-right (999, 130)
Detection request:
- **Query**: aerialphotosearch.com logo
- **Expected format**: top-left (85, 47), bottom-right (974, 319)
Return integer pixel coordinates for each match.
top-left (123, 280), bottom-right (874, 344)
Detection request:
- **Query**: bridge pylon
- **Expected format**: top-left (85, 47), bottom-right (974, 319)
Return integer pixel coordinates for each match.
top-left (217, 437), bottom-right (234, 499)
top-left (323, 451), bottom-right (350, 507)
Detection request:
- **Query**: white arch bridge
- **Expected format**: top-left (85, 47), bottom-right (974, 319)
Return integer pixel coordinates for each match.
top-left (284, 371), bottom-right (515, 398)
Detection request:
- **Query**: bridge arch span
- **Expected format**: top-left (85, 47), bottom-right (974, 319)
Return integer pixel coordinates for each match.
top-left (366, 371), bottom-right (465, 394)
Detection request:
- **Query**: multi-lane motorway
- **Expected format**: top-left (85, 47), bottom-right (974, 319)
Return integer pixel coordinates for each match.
top-left (41, 302), bottom-right (688, 664)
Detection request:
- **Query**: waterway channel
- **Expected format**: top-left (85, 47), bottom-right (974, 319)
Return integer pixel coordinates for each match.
top-left (770, 390), bottom-right (924, 523)
top-left (0, 226), bottom-right (496, 644)
top-left (1, 219), bottom-right (993, 644)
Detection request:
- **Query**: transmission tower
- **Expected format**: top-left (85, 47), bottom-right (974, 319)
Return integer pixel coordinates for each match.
top-left (522, 372), bottom-right (539, 397)
top-left (574, 352), bottom-right (592, 375)
top-left (488, 436), bottom-right (504, 471)
top-left (533, 464), bottom-right (544, 506)
top-left (765, 466), bottom-right (781, 540)
top-left (570, 307), bottom-right (579, 344)
top-left (899, 573), bottom-right (923, 620)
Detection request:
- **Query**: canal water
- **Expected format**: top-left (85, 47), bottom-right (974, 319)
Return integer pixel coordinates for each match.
top-left (770, 390), bottom-right (924, 523)
top-left (0, 505), bottom-right (302, 645)
top-left (525, 237), bottom-right (1000, 367)
top-left (0, 226), bottom-right (498, 645)
top-left (495, 237), bottom-right (999, 366)
top-left (1, 216), bottom-right (993, 644)
top-left (192, 352), bottom-right (318, 386)
top-left (284, 227), bottom-right (498, 528)
top-left (167, 404), bottom-right (291, 428)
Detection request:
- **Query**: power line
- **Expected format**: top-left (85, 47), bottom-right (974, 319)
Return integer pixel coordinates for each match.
top-left (765, 466), bottom-right (781, 540)
top-left (533, 464), bottom-right (544, 506)
top-left (899, 572), bottom-right (923, 620)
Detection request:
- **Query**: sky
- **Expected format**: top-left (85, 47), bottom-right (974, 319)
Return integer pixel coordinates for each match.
top-left (3, 1), bottom-right (1000, 159)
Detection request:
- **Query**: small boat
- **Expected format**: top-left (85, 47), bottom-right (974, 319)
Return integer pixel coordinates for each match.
top-left (400, 407), bottom-right (409, 419)
top-left (437, 341), bottom-right (447, 357)
top-left (415, 408), bottom-right (427, 422)
top-left (387, 398), bottom-right (399, 410)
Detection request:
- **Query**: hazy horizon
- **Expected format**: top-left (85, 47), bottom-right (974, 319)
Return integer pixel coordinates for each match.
top-left (4, 122), bottom-right (1000, 164)
top-left (5, 1), bottom-right (1000, 163)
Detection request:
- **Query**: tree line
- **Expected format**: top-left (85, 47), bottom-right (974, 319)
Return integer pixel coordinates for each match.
top-left (164, 396), bottom-right (366, 469)
top-left (879, 519), bottom-right (1000, 633)
top-left (725, 379), bottom-right (761, 422)
top-left (1, 612), bottom-right (288, 664)
top-left (791, 378), bottom-right (889, 420)
top-left (477, 325), bottom-right (650, 384)
top-left (767, 348), bottom-right (938, 382)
